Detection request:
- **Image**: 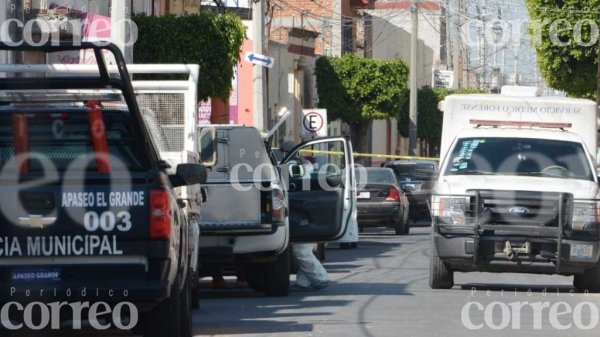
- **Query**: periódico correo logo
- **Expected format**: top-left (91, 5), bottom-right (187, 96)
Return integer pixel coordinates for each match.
top-left (1, 301), bottom-right (138, 330)
top-left (461, 301), bottom-right (599, 330)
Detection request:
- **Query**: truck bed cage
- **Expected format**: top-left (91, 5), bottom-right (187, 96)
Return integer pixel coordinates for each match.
top-left (0, 41), bottom-right (160, 164)
top-left (0, 42), bottom-right (129, 90)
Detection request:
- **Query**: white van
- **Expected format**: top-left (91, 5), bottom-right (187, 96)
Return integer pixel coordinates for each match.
top-left (430, 89), bottom-right (600, 292)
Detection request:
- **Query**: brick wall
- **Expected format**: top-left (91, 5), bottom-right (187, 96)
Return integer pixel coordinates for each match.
top-left (271, 0), bottom-right (335, 18)
top-left (270, 0), bottom-right (356, 56)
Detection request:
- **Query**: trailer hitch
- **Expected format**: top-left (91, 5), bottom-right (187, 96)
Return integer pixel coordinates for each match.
top-left (503, 241), bottom-right (531, 261)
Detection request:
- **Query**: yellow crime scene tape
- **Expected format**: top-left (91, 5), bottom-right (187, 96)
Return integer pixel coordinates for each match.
top-left (297, 149), bottom-right (439, 161)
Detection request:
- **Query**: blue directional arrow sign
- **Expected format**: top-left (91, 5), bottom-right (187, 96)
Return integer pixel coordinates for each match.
top-left (245, 52), bottom-right (274, 68)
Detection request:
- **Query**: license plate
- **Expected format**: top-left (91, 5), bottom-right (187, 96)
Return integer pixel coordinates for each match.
top-left (570, 244), bottom-right (594, 259)
top-left (357, 191), bottom-right (371, 199)
top-left (11, 268), bottom-right (61, 283)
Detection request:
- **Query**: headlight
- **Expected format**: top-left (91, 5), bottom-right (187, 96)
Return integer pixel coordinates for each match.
top-left (437, 197), bottom-right (470, 225)
top-left (572, 202), bottom-right (598, 231)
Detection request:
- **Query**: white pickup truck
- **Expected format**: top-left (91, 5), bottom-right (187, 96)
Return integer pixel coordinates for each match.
top-left (196, 125), bottom-right (355, 296)
top-left (430, 88), bottom-right (600, 292)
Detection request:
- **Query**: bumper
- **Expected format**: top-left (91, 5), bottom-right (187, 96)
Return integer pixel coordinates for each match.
top-left (356, 201), bottom-right (400, 225)
top-left (433, 225), bottom-right (600, 275)
top-left (2, 281), bottom-right (170, 307)
top-left (198, 224), bottom-right (288, 259)
top-left (0, 257), bottom-right (173, 306)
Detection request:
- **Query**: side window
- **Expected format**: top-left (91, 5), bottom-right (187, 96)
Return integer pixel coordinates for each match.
top-left (293, 140), bottom-right (346, 178)
top-left (198, 127), bottom-right (216, 166)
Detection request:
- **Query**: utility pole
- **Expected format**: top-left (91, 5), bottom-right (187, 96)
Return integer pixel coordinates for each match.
top-left (513, 39), bottom-right (519, 85)
top-left (596, 39), bottom-right (600, 116)
top-left (408, 0), bottom-right (419, 156)
top-left (499, 7), bottom-right (505, 88)
top-left (111, 0), bottom-right (132, 63)
top-left (252, 0), bottom-right (266, 131)
top-left (451, 0), bottom-right (461, 88)
top-left (0, 2), bottom-right (8, 67)
top-left (444, 0), bottom-right (451, 69)
top-left (476, 1), bottom-right (487, 89)
top-left (482, 0), bottom-right (487, 89)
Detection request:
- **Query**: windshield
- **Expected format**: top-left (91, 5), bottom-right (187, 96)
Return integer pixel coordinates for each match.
top-left (445, 137), bottom-right (594, 181)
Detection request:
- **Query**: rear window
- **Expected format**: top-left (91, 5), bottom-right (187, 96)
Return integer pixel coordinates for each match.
top-left (356, 169), bottom-right (395, 184)
top-left (388, 163), bottom-right (436, 182)
top-left (197, 127), bottom-right (217, 166)
top-left (0, 110), bottom-right (148, 173)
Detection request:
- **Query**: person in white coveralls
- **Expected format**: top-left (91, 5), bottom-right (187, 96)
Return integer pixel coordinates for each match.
top-left (280, 140), bottom-right (330, 290)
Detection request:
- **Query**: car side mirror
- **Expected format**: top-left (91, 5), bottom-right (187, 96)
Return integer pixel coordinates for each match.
top-left (170, 163), bottom-right (207, 188)
top-left (289, 163), bottom-right (305, 178)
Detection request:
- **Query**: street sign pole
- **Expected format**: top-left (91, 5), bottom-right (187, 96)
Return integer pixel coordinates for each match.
top-left (252, 0), bottom-right (266, 131)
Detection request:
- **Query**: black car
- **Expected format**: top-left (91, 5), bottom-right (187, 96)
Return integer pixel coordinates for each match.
top-left (355, 167), bottom-right (409, 235)
top-left (384, 160), bottom-right (438, 224)
top-left (0, 42), bottom-right (205, 337)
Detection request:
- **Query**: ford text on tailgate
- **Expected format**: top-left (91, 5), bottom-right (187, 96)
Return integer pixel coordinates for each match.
top-left (0, 42), bottom-right (204, 337)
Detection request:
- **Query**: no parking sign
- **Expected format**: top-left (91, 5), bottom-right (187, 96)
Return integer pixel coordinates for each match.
top-left (301, 109), bottom-right (328, 138)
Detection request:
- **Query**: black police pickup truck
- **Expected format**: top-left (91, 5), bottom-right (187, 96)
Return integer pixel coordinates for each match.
top-left (0, 43), bottom-right (205, 336)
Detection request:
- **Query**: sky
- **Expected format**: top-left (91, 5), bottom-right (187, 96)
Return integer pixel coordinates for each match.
top-left (464, 0), bottom-right (547, 91)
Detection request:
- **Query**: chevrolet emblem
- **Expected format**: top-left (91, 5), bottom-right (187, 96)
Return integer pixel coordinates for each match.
top-left (18, 215), bottom-right (56, 229)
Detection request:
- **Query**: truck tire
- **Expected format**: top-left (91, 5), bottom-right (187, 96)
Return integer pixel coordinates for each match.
top-left (191, 272), bottom-right (200, 310)
top-left (263, 248), bottom-right (291, 297)
top-left (429, 242), bottom-right (454, 289)
top-left (393, 219), bottom-right (409, 235)
top-left (573, 262), bottom-right (600, 293)
top-left (180, 275), bottom-right (193, 337)
top-left (391, 214), bottom-right (410, 235)
top-left (143, 282), bottom-right (183, 337)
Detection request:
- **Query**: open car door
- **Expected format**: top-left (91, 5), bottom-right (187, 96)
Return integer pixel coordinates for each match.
top-left (281, 137), bottom-right (355, 243)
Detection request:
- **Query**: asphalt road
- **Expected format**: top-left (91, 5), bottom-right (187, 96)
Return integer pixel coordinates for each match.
top-left (23, 226), bottom-right (599, 336)
top-left (193, 227), bottom-right (600, 337)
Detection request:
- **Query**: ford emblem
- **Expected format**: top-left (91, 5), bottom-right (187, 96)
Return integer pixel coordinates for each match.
top-left (508, 206), bottom-right (531, 215)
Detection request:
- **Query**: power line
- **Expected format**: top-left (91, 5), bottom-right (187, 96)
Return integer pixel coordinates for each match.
top-left (271, 0), bottom-right (408, 53)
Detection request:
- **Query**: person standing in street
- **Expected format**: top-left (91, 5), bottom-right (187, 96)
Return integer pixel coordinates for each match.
top-left (292, 244), bottom-right (330, 290)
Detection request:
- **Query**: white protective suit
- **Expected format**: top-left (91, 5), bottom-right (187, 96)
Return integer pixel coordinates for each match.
top-left (293, 244), bottom-right (330, 288)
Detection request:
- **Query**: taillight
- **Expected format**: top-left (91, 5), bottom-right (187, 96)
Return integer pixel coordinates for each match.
top-left (272, 188), bottom-right (285, 221)
top-left (386, 187), bottom-right (401, 201)
top-left (151, 189), bottom-right (171, 239)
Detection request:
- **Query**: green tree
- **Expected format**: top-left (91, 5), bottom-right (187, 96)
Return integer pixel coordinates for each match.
top-left (525, 0), bottom-right (600, 98)
top-left (315, 54), bottom-right (409, 158)
top-left (398, 88), bottom-right (483, 156)
top-left (132, 12), bottom-right (246, 101)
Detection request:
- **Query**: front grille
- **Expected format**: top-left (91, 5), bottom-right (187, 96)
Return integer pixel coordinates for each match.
top-left (468, 190), bottom-right (572, 227)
